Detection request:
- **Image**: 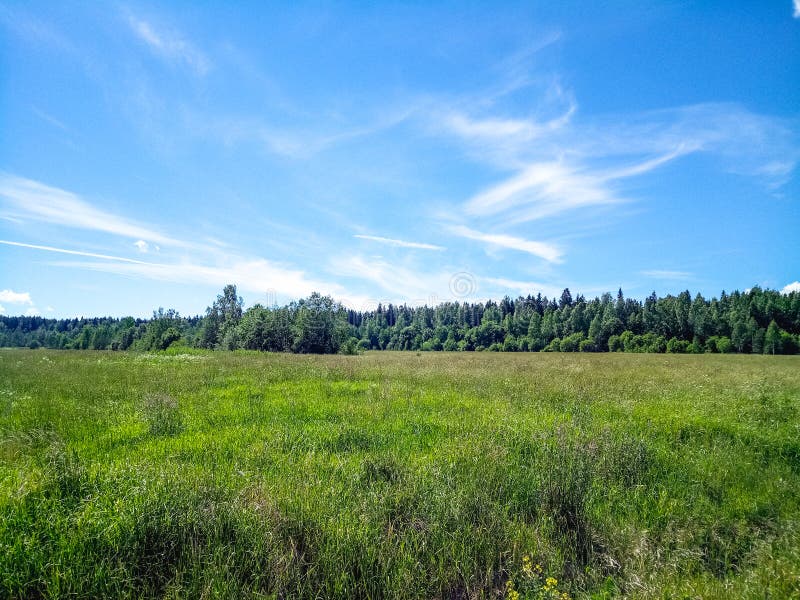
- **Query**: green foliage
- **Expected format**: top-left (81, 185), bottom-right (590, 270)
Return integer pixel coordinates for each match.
top-left (2, 286), bottom-right (800, 355)
top-left (764, 320), bottom-right (782, 355)
top-left (666, 337), bottom-right (688, 353)
top-left (291, 293), bottom-right (350, 354)
top-left (339, 337), bottom-right (361, 355)
top-left (559, 332), bottom-right (585, 352)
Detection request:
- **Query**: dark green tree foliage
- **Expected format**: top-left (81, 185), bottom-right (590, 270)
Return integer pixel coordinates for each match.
top-left (136, 308), bottom-right (185, 351)
top-left (291, 293), bottom-right (350, 354)
top-left (200, 284), bottom-right (244, 349)
top-left (1, 285), bottom-right (799, 354)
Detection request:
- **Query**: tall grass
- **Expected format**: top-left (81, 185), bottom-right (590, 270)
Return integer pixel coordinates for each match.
top-left (0, 349), bottom-right (798, 598)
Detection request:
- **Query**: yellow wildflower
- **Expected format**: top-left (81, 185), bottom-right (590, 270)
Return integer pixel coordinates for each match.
top-left (522, 554), bottom-right (533, 576)
top-left (505, 579), bottom-right (519, 600)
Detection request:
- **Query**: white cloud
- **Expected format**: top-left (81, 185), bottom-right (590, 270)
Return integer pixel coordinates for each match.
top-left (0, 289), bottom-right (33, 304)
top-left (641, 270), bottom-right (692, 280)
top-left (55, 256), bottom-right (345, 304)
top-left (329, 254), bottom-right (476, 305)
top-left (13, 236), bottom-right (346, 305)
top-left (782, 281), bottom-right (800, 294)
top-left (330, 255), bottom-right (441, 302)
top-left (0, 240), bottom-right (151, 264)
top-left (134, 240), bottom-right (149, 253)
top-left (181, 103), bottom-right (417, 160)
top-left (794, 0), bottom-right (800, 18)
top-left (354, 234), bottom-right (445, 251)
top-left (24, 307), bottom-right (40, 316)
top-left (46, 306), bottom-right (55, 312)
top-left (444, 106), bottom-right (574, 143)
top-left (446, 99), bottom-right (797, 230)
top-left (0, 304), bottom-right (5, 314)
top-left (31, 106), bottom-right (70, 132)
top-left (127, 14), bottom-right (210, 75)
top-left (463, 148), bottom-right (692, 225)
top-left (0, 175), bottom-right (184, 247)
top-left (447, 225), bottom-right (562, 262)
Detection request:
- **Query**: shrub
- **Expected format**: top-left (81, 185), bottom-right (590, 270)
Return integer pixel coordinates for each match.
top-left (543, 338), bottom-right (561, 352)
top-left (339, 338), bottom-right (361, 355)
top-left (716, 336), bottom-right (733, 353)
top-left (559, 332), bottom-right (585, 352)
top-left (608, 335), bottom-right (622, 352)
top-left (667, 337), bottom-right (689, 353)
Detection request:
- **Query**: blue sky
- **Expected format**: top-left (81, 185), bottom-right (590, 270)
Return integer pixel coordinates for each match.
top-left (1, 1), bottom-right (798, 318)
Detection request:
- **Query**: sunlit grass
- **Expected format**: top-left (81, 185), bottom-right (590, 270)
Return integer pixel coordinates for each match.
top-left (1, 349), bottom-right (798, 598)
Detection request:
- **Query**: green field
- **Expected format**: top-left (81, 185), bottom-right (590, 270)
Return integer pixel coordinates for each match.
top-left (1, 350), bottom-right (799, 599)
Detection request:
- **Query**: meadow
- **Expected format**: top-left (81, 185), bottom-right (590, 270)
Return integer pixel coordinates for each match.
top-left (1, 349), bottom-right (799, 599)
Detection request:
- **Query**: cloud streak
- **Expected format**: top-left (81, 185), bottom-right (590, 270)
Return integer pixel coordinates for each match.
top-left (127, 13), bottom-right (210, 75)
top-left (1, 238), bottom-right (354, 306)
top-left (447, 99), bottom-right (797, 229)
top-left (447, 225), bottom-right (562, 262)
top-left (0, 240), bottom-right (152, 264)
top-left (59, 257), bottom-right (338, 300)
top-left (354, 234), bottom-right (445, 251)
top-left (0, 174), bottom-right (184, 247)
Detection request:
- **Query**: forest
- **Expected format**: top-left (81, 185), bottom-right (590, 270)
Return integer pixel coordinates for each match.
top-left (2, 285), bottom-right (799, 355)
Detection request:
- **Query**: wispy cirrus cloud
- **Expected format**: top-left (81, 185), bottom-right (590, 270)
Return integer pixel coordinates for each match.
top-left (354, 234), bottom-right (444, 251)
top-left (58, 255), bottom-right (342, 301)
top-left (445, 97), bottom-right (797, 230)
top-left (0, 174), bottom-right (184, 247)
top-left (180, 102), bottom-right (418, 159)
top-left (31, 106), bottom-right (70, 132)
top-left (329, 254), bottom-right (445, 303)
top-left (126, 13), bottom-right (210, 76)
top-left (444, 105), bottom-right (574, 146)
top-left (0, 240), bottom-right (151, 264)
top-left (0, 176), bottom-right (355, 306)
top-left (0, 5), bottom-right (74, 51)
top-left (447, 225), bottom-right (562, 262)
top-left (5, 238), bottom-right (351, 306)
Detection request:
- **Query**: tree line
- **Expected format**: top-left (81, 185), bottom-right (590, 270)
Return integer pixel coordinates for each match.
top-left (2, 284), bottom-right (799, 355)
